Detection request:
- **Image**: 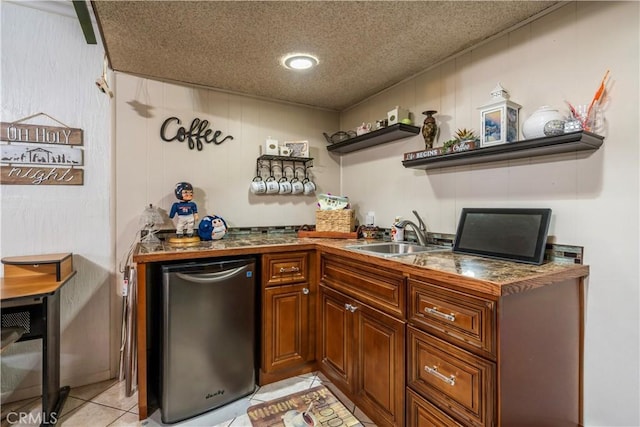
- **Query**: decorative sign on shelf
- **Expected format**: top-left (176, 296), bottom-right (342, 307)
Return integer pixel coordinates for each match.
top-left (1, 113), bottom-right (85, 185)
top-left (403, 139), bottom-right (476, 161)
top-left (160, 116), bottom-right (234, 151)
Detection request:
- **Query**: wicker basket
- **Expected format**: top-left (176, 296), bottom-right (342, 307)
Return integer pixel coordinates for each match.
top-left (316, 209), bottom-right (356, 233)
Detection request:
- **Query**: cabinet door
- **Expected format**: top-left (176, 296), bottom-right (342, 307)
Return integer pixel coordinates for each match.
top-left (353, 302), bottom-right (405, 427)
top-left (318, 285), bottom-right (355, 394)
top-left (407, 326), bottom-right (495, 427)
top-left (262, 283), bottom-right (313, 374)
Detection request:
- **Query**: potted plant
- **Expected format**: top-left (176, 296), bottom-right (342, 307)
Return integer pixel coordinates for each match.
top-left (442, 128), bottom-right (479, 153)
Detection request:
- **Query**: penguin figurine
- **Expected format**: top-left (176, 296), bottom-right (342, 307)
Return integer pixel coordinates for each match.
top-left (198, 215), bottom-right (228, 241)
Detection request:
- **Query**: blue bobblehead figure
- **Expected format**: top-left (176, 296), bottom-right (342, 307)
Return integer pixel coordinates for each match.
top-left (169, 182), bottom-right (198, 237)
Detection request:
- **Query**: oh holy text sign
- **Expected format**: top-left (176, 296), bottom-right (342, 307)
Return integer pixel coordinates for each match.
top-left (1, 121), bottom-right (84, 185)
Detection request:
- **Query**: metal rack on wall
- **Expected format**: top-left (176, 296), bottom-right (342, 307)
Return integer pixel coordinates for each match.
top-left (256, 155), bottom-right (313, 180)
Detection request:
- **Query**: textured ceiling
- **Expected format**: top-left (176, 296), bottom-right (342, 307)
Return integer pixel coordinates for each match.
top-left (92, 1), bottom-right (559, 111)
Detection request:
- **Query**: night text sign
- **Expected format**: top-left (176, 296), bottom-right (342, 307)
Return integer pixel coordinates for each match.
top-left (1, 166), bottom-right (84, 185)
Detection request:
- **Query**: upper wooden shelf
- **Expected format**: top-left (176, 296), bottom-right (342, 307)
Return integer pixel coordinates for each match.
top-left (326, 123), bottom-right (421, 154)
top-left (258, 154), bottom-right (313, 163)
top-left (402, 131), bottom-right (604, 170)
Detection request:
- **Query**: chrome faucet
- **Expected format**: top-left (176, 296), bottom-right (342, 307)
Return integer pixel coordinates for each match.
top-left (397, 210), bottom-right (428, 246)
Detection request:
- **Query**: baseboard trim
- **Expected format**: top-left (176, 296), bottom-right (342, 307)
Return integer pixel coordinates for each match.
top-left (1, 369), bottom-right (113, 404)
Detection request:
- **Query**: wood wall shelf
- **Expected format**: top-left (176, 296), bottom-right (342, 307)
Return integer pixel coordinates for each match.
top-left (327, 123), bottom-right (420, 154)
top-left (402, 131), bottom-right (604, 170)
top-left (258, 154), bottom-right (313, 164)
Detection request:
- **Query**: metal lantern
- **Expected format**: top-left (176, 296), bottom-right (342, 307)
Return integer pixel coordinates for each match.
top-left (477, 83), bottom-right (521, 147)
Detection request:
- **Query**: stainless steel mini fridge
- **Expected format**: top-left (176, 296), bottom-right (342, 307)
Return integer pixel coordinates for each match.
top-left (160, 258), bottom-right (256, 423)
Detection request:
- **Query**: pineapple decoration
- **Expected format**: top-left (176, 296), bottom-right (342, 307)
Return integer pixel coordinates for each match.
top-left (421, 110), bottom-right (438, 149)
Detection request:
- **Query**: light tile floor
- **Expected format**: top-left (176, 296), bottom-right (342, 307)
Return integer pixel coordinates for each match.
top-left (1, 372), bottom-right (376, 426)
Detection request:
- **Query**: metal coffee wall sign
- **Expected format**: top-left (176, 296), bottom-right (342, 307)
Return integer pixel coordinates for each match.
top-left (160, 116), bottom-right (234, 151)
top-left (1, 115), bottom-right (85, 185)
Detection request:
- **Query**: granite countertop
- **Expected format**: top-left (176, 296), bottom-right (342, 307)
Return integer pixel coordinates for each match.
top-left (133, 234), bottom-right (588, 297)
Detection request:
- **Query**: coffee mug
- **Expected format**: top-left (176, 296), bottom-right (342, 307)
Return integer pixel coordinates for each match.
top-left (250, 176), bottom-right (266, 194)
top-left (278, 177), bottom-right (292, 194)
top-left (302, 178), bottom-right (316, 195)
top-left (291, 178), bottom-right (304, 195)
top-left (265, 176), bottom-right (279, 194)
top-left (279, 146), bottom-right (291, 156)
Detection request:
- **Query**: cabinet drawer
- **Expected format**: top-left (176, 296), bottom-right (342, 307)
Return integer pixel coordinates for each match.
top-left (408, 278), bottom-right (495, 358)
top-left (321, 254), bottom-right (405, 318)
top-left (406, 388), bottom-right (463, 427)
top-left (263, 252), bottom-right (309, 286)
top-left (407, 326), bottom-right (495, 427)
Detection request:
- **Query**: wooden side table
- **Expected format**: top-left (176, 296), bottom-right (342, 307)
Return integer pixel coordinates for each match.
top-left (1, 253), bottom-right (76, 425)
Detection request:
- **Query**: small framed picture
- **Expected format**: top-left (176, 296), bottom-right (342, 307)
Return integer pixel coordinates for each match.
top-left (283, 140), bottom-right (309, 158)
top-left (481, 107), bottom-right (505, 147)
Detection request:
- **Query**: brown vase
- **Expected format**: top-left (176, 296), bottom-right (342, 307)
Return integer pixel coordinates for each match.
top-left (421, 110), bottom-right (438, 149)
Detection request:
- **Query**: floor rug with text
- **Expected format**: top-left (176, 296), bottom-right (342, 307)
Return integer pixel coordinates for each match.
top-left (246, 385), bottom-right (362, 427)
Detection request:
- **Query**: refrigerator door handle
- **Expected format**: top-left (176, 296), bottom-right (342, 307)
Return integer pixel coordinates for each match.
top-left (174, 266), bottom-right (248, 283)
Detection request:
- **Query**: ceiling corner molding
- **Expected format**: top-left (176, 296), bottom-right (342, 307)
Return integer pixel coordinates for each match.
top-left (72, 0), bottom-right (96, 44)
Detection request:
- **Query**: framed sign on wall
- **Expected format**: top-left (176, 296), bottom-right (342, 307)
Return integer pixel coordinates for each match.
top-left (1, 113), bottom-right (84, 185)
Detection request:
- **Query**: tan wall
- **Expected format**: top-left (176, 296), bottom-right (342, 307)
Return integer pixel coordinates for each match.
top-left (338, 2), bottom-right (639, 425)
top-left (113, 74), bottom-right (340, 268)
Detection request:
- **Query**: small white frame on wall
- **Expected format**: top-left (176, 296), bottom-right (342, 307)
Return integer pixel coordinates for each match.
top-left (283, 140), bottom-right (309, 158)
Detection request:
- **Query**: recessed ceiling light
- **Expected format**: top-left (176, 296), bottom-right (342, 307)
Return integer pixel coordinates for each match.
top-left (282, 54), bottom-right (318, 70)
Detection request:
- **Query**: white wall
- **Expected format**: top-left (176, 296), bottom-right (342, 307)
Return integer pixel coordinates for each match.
top-left (113, 74), bottom-right (340, 267)
top-left (1, 2), bottom-right (113, 401)
top-left (340, 2), bottom-right (639, 426)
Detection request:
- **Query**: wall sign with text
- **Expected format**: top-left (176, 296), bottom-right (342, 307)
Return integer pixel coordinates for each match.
top-left (160, 116), bottom-right (234, 151)
top-left (1, 119), bottom-right (85, 185)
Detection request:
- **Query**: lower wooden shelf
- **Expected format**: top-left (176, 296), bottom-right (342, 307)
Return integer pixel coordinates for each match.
top-left (402, 131), bottom-right (604, 170)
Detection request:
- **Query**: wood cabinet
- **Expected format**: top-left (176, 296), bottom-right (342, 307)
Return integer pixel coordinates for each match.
top-left (407, 326), bottom-right (495, 427)
top-left (132, 240), bottom-right (587, 423)
top-left (319, 254), bottom-right (406, 427)
top-left (407, 275), bottom-right (584, 426)
top-left (406, 388), bottom-right (464, 427)
top-left (260, 251), bottom-right (316, 384)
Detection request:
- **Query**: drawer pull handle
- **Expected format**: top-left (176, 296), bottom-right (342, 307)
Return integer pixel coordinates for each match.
top-left (302, 287), bottom-right (310, 295)
top-left (424, 365), bottom-right (456, 386)
top-left (279, 266), bottom-right (300, 273)
top-left (425, 307), bottom-right (456, 322)
top-left (344, 303), bottom-right (358, 313)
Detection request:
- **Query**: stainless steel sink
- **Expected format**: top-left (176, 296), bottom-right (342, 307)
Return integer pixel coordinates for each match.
top-left (346, 242), bottom-right (450, 257)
